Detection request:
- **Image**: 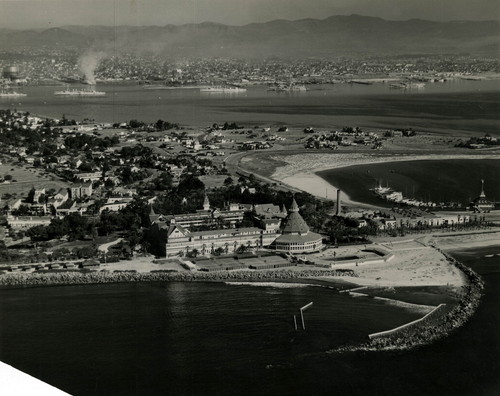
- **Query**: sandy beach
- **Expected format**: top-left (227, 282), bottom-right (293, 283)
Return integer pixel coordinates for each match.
top-left (269, 153), bottom-right (500, 204)
top-left (307, 238), bottom-right (466, 288)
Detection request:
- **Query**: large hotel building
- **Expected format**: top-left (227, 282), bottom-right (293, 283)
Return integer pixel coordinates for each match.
top-left (149, 197), bottom-right (323, 257)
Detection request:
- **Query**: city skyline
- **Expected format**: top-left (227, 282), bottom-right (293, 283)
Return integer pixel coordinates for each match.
top-left (0, 0), bottom-right (498, 30)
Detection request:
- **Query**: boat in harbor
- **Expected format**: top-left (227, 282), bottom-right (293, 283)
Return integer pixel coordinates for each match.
top-left (54, 85), bottom-right (106, 96)
top-left (389, 82), bottom-right (426, 89)
top-left (267, 82), bottom-right (307, 92)
top-left (371, 183), bottom-right (438, 208)
top-left (0, 86), bottom-right (27, 97)
top-left (200, 86), bottom-right (247, 93)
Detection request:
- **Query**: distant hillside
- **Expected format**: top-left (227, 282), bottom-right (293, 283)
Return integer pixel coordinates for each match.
top-left (0, 15), bottom-right (498, 57)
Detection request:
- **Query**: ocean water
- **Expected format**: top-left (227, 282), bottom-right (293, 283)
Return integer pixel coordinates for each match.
top-left (1, 79), bottom-right (499, 133)
top-left (317, 159), bottom-right (500, 207)
top-left (0, 247), bottom-right (499, 396)
top-left (0, 280), bottom-right (440, 395)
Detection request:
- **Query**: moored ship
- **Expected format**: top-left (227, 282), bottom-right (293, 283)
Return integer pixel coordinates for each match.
top-left (268, 82), bottom-right (307, 92)
top-left (389, 82), bottom-right (426, 89)
top-left (0, 84), bottom-right (27, 97)
top-left (200, 86), bottom-right (247, 93)
top-left (54, 85), bottom-right (106, 96)
top-left (0, 89), bottom-right (27, 98)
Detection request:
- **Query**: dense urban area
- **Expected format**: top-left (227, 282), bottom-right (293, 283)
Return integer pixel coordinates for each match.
top-left (1, 50), bottom-right (499, 85)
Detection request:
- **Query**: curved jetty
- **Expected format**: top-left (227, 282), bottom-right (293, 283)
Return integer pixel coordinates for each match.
top-left (329, 254), bottom-right (484, 353)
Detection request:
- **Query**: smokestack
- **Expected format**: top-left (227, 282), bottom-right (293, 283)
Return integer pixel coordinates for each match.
top-left (336, 189), bottom-right (341, 216)
top-left (78, 50), bottom-right (106, 85)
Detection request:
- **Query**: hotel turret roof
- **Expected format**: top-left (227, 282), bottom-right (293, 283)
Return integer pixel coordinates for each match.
top-left (281, 197), bottom-right (309, 234)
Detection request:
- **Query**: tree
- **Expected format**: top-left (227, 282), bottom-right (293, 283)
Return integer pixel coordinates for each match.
top-left (178, 174), bottom-right (205, 195)
top-left (101, 160), bottom-right (111, 180)
top-left (129, 119), bottom-right (144, 129)
top-left (187, 248), bottom-right (199, 258)
top-left (27, 187), bottom-right (36, 204)
top-left (224, 177), bottom-right (234, 186)
top-left (65, 214), bottom-right (90, 241)
top-left (236, 244), bottom-right (248, 254)
top-left (78, 162), bottom-right (94, 172)
top-left (152, 172), bottom-right (173, 191)
top-left (38, 194), bottom-right (48, 205)
top-left (127, 229), bottom-right (142, 252)
top-left (104, 178), bottom-right (115, 189)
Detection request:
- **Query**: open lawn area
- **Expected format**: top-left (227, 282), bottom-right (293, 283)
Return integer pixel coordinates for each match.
top-left (0, 162), bottom-right (68, 198)
top-left (198, 175), bottom-right (230, 189)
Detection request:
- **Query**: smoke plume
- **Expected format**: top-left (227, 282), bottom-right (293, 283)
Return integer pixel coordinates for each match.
top-left (78, 50), bottom-right (106, 85)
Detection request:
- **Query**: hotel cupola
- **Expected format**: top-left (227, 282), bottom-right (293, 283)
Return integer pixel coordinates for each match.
top-left (271, 197), bottom-right (323, 253)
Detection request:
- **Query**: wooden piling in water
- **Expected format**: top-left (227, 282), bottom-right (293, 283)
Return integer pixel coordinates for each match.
top-left (300, 302), bottom-right (313, 331)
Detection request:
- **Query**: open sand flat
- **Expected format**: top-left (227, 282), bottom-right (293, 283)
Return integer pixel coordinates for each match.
top-left (311, 240), bottom-right (466, 287)
top-left (270, 152), bottom-right (500, 204)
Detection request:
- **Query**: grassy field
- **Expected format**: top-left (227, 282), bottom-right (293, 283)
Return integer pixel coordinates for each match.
top-left (0, 160), bottom-right (69, 198)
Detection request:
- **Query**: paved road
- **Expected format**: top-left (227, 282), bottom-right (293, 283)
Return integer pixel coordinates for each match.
top-left (98, 238), bottom-right (123, 253)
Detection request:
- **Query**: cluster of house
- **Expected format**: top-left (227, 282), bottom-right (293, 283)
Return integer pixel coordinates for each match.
top-left (4, 185), bottom-right (137, 230)
top-left (348, 208), bottom-right (482, 231)
top-left (304, 129), bottom-right (381, 149)
top-left (459, 134), bottom-right (499, 150)
top-left (240, 141), bottom-right (274, 150)
top-left (149, 196), bottom-right (323, 257)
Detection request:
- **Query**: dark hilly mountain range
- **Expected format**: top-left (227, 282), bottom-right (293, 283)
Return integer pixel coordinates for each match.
top-left (0, 15), bottom-right (498, 57)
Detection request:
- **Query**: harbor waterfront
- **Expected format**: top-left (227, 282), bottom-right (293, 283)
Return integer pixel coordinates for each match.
top-left (1, 3), bottom-right (499, 394)
top-left (1, 87), bottom-right (499, 394)
top-left (239, 152), bottom-right (500, 208)
top-left (1, 79), bottom-right (499, 134)
top-left (1, 91), bottom-right (499, 394)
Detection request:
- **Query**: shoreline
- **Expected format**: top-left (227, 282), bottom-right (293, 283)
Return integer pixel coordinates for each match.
top-left (268, 152), bottom-right (500, 205)
top-left (0, 241), bottom-right (490, 355)
top-left (329, 250), bottom-right (484, 353)
top-left (0, 268), bottom-right (356, 289)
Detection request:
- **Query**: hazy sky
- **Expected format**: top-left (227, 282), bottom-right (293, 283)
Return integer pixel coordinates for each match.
top-left (0, 0), bottom-right (499, 29)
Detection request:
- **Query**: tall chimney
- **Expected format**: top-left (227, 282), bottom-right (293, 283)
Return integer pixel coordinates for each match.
top-left (336, 189), bottom-right (341, 215)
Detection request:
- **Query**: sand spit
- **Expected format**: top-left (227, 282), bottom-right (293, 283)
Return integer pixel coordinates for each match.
top-left (270, 153), bottom-right (500, 203)
top-left (272, 153), bottom-right (500, 180)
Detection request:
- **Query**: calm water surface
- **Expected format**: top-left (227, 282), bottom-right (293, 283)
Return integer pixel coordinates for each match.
top-left (317, 159), bottom-right (500, 207)
top-left (0, 281), bottom-right (422, 395)
top-left (0, 247), bottom-right (499, 396)
top-left (1, 80), bottom-right (499, 133)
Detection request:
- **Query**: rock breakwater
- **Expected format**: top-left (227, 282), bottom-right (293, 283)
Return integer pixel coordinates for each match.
top-left (330, 253), bottom-right (484, 353)
top-left (0, 268), bottom-right (357, 288)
